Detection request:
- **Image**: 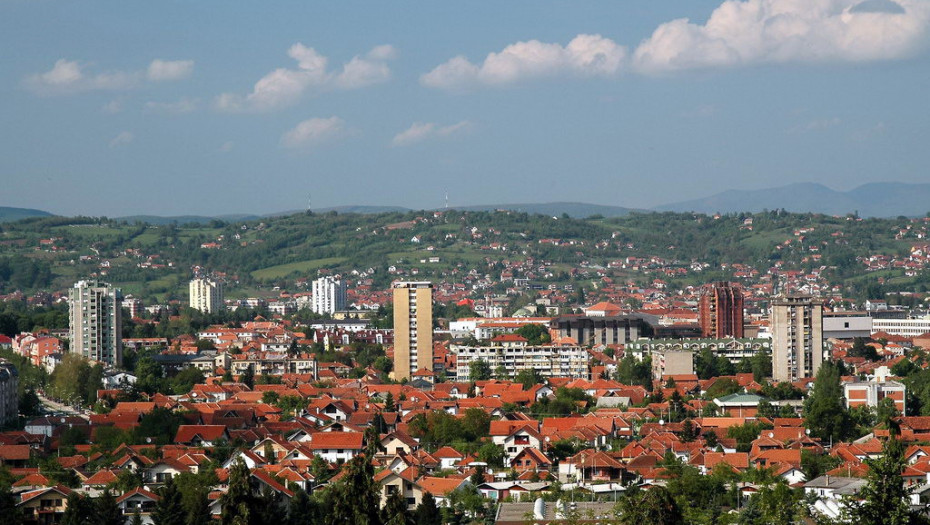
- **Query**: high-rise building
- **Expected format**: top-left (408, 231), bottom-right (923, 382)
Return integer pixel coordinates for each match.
top-left (771, 295), bottom-right (824, 382)
top-left (189, 278), bottom-right (224, 314)
top-left (68, 280), bottom-right (122, 366)
top-left (392, 281), bottom-right (433, 381)
top-left (699, 281), bottom-right (744, 338)
top-left (311, 276), bottom-right (347, 315)
top-left (0, 360), bottom-right (18, 426)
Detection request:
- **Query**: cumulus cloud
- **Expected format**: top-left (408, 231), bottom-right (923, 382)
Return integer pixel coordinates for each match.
top-left (392, 121), bottom-right (472, 147)
top-left (421, 34), bottom-right (626, 90)
top-left (280, 116), bottom-right (346, 149)
top-left (144, 97), bottom-right (198, 114)
top-left (216, 44), bottom-right (396, 112)
top-left (109, 131), bottom-right (134, 148)
top-left (632, 0), bottom-right (930, 74)
top-left (26, 58), bottom-right (194, 95)
top-left (147, 59), bottom-right (194, 81)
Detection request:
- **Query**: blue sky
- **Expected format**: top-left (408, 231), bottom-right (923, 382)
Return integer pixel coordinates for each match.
top-left (2, 0), bottom-right (929, 216)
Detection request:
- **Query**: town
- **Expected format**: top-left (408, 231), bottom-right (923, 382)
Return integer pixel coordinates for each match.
top-left (1, 209), bottom-right (930, 524)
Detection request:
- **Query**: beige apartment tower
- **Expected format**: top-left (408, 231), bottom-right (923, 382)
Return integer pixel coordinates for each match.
top-left (392, 281), bottom-right (433, 381)
top-left (189, 278), bottom-right (224, 314)
top-left (771, 295), bottom-right (824, 382)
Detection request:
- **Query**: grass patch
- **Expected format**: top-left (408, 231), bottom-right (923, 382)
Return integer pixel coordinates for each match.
top-left (251, 257), bottom-right (348, 280)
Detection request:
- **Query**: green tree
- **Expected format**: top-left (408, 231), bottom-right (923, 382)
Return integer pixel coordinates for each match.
top-left (514, 324), bottom-right (551, 345)
top-left (469, 359), bottom-right (491, 382)
top-left (514, 368), bottom-right (543, 389)
top-left (152, 478), bottom-right (186, 525)
top-left (383, 391), bottom-right (396, 412)
top-left (415, 492), bottom-right (441, 525)
top-left (381, 492), bottom-right (412, 525)
top-left (241, 365), bottom-right (255, 390)
top-left (845, 435), bottom-right (913, 525)
top-left (96, 490), bottom-right (124, 525)
top-left (616, 486), bottom-right (684, 525)
top-left (61, 493), bottom-right (96, 525)
top-left (220, 459), bottom-right (255, 525)
top-left (803, 361), bottom-right (851, 443)
top-left (328, 452), bottom-right (380, 525)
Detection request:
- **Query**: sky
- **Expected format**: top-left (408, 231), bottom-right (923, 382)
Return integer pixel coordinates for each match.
top-left (2, 0), bottom-right (930, 217)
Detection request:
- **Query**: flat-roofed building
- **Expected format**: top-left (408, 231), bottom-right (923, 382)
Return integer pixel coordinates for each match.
top-left (392, 281), bottom-right (433, 381)
top-left (771, 295), bottom-right (824, 382)
top-left (68, 280), bottom-right (123, 366)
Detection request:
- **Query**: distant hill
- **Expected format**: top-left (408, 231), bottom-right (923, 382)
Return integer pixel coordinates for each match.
top-left (0, 206), bottom-right (53, 223)
top-left (654, 182), bottom-right (930, 218)
top-left (118, 214), bottom-right (262, 225)
top-left (451, 202), bottom-right (640, 218)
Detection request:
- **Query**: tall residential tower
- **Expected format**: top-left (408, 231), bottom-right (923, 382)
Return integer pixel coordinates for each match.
top-left (699, 281), bottom-right (744, 338)
top-left (771, 295), bottom-right (824, 382)
top-left (392, 281), bottom-right (433, 381)
top-left (68, 280), bottom-right (122, 366)
top-left (189, 278), bottom-right (224, 314)
top-left (311, 276), bottom-right (347, 315)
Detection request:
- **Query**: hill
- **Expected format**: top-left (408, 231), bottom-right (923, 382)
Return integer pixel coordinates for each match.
top-left (655, 182), bottom-right (930, 218)
top-left (451, 202), bottom-right (639, 218)
top-left (0, 206), bottom-right (53, 223)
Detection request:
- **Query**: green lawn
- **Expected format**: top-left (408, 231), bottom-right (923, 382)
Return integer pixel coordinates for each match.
top-left (251, 257), bottom-right (348, 280)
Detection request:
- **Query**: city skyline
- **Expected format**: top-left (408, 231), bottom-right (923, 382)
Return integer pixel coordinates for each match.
top-left (3, 0), bottom-right (930, 217)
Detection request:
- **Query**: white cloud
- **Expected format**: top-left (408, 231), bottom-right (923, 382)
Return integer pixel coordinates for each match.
top-left (219, 141), bottom-right (235, 152)
top-left (788, 117), bottom-right (842, 133)
top-left (26, 58), bottom-right (194, 95)
top-left (632, 0), bottom-right (930, 74)
top-left (144, 97), bottom-right (198, 114)
top-left (102, 100), bottom-right (123, 114)
top-left (421, 34), bottom-right (626, 90)
top-left (109, 131), bottom-right (134, 148)
top-left (26, 59), bottom-right (140, 94)
top-left (392, 120), bottom-right (472, 147)
top-left (681, 104), bottom-right (717, 118)
top-left (280, 117), bottom-right (346, 149)
top-left (216, 43), bottom-right (396, 112)
top-left (147, 59), bottom-right (194, 81)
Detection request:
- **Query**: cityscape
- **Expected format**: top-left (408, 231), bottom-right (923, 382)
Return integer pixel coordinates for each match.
top-left (3, 1), bottom-right (930, 525)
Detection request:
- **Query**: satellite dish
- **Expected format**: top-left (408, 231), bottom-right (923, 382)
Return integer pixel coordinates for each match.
top-left (768, 432), bottom-right (774, 438)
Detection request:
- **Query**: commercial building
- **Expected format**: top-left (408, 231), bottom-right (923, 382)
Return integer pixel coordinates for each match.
top-left (452, 336), bottom-right (589, 381)
top-left (822, 311), bottom-right (872, 339)
top-left (650, 349), bottom-right (694, 380)
top-left (189, 278), bottom-right (224, 314)
top-left (871, 317), bottom-right (930, 338)
top-left (550, 315), bottom-right (651, 346)
top-left (311, 276), bottom-right (347, 315)
top-left (771, 295), bottom-right (824, 382)
top-left (392, 281), bottom-right (433, 381)
top-left (0, 360), bottom-right (18, 426)
top-left (68, 280), bottom-right (123, 366)
top-left (699, 282), bottom-right (744, 338)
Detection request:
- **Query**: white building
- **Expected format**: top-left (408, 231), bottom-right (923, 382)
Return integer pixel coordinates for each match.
top-left (452, 336), bottom-right (589, 381)
top-left (872, 317), bottom-right (930, 337)
top-left (189, 278), bottom-right (224, 314)
top-left (68, 280), bottom-right (123, 366)
top-left (311, 276), bottom-right (347, 315)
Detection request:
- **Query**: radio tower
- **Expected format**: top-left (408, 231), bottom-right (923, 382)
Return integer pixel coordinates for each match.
top-left (445, 192), bottom-right (449, 209)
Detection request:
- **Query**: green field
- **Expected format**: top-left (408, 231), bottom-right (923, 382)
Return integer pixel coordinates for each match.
top-left (251, 257), bottom-right (348, 280)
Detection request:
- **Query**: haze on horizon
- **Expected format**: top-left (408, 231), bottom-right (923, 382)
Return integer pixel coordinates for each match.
top-left (2, 0), bottom-right (929, 217)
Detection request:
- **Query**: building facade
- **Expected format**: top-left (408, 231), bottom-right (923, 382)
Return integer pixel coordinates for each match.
top-left (698, 282), bottom-right (744, 338)
top-left (452, 340), bottom-right (589, 382)
top-left (311, 276), bottom-right (347, 315)
top-left (550, 315), bottom-right (650, 346)
top-left (0, 360), bottom-right (18, 426)
top-left (68, 280), bottom-right (123, 366)
top-left (771, 295), bottom-right (824, 382)
top-left (189, 278), bottom-right (224, 314)
top-left (392, 281), bottom-right (433, 380)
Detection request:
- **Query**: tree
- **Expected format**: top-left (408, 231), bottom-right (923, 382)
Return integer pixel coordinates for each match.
top-left (845, 435), bottom-right (913, 525)
top-left (0, 479), bottom-right (23, 525)
top-left (286, 489), bottom-right (317, 525)
top-left (514, 324), bottom-right (550, 345)
top-left (381, 492), bottom-right (412, 525)
top-left (61, 493), bottom-right (95, 525)
top-left (241, 365), bottom-right (255, 390)
top-left (328, 452), bottom-right (380, 525)
top-left (803, 361), bottom-right (851, 443)
top-left (468, 359), bottom-right (491, 382)
top-left (185, 488), bottom-right (212, 525)
top-left (515, 368), bottom-right (543, 389)
top-left (384, 391), bottom-right (396, 412)
top-left (96, 490), bottom-right (124, 525)
top-left (415, 493), bottom-right (441, 525)
top-left (152, 478), bottom-right (186, 525)
top-left (616, 486), bottom-right (684, 525)
top-left (220, 459), bottom-right (255, 525)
